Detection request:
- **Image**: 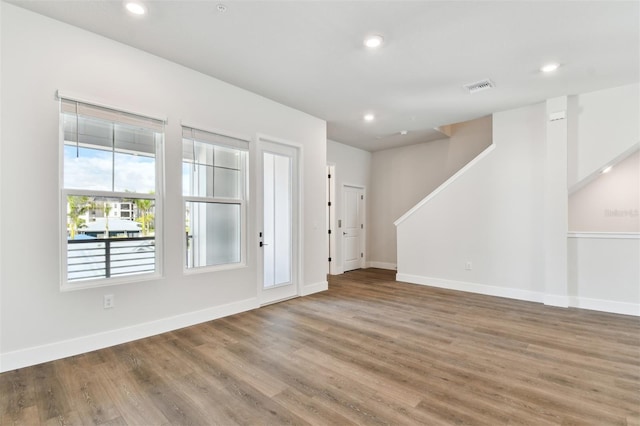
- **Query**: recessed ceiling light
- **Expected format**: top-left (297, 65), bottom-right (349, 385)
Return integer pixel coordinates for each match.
top-left (364, 35), bottom-right (384, 49)
top-left (541, 62), bottom-right (560, 73)
top-left (601, 165), bottom-right (613, 174)
top-left (217, 4), bottom-right (228, 13)
top-left (125, 1), bottom-right (146, 15)
top-left (364, 113), bottom-right (375, 122)
top-left (400, 130), bottom-right (408, 135)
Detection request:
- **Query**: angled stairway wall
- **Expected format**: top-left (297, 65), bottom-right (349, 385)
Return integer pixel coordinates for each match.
top-left (368, 116), bottom-right (492, 269)
top-left (396, 83), bottom-right (639, 316)
top-left (568, 84), bottom-right (639, 191)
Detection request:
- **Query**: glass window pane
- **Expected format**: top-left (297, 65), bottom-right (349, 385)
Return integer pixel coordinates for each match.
top-left (64, 115), bottom-right (158, 194)
top-left (214, 145), bottom-right (241, 169)
top-left (66, 195), bottom-right (155, 281)
top-left (114, 123), bottom-right (156, 193)
top-left (214, 167), bottom-right (240, 199)
top-left (114, 151), bottom-right (156, 193)
top-left (65, 113), bottom-right (112, 146)
top-left (195, 140), bottom-right (215, 168)
top-left (263, 154), bottom-right (275, 287)
top-left (114, 123), bottom-right (156, 155)
top-left (64, 145), bottom-right (113, 191)
top-left (186, 202), bottom-right (241, 268)
top-left (262, 152), bottom-right (292, 288)
top-left (190, 163), bottom-right (211, 197)
top-left (182, 138), bottom-right (246, 199)
top-left (274, 154), bottom-right (291, 285)
top-left (77, 115), bottom-right (113, 149)
top-left (182, 161), bottom-right (192, 196)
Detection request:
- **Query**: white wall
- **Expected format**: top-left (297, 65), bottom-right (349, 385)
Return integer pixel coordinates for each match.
top-left (568, 235), bottom-right (640, 316)
top-left (369, 116), bottom-right (492, 268)
top-left (397, 105), bottom-right (547, 301)
top-left (0, 3), bottom-right (327, 371)
top-left (568, 83), bottom-right (639, 188)
top-left (326, 140), bottom-right (371, 273)
top-left (565, 82), bottom-right (640, 316)
top-left (0, 2), bottom-right (3, 368)
top-left (569, 150), bottom-right (640, 232)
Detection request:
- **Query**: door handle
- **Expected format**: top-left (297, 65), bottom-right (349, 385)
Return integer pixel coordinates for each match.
top-left (259, 232), bottom-right (269, 247)
top-left (343, 232), bottom-right (347, 235)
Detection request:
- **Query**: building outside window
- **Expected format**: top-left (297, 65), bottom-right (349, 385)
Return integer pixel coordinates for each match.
top-left (61, 97), bottom-right (164, 287)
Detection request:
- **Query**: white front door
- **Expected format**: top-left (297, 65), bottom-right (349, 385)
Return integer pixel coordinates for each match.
top-left (258, 140), bottom-right (299, 305)
top-left (343, 185), bottom-right (364, 272)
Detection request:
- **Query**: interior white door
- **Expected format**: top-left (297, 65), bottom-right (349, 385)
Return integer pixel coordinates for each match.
top-left (342, 186), bottom-right (364, 272)
top-left (259, 140), bottom-right (299, 305)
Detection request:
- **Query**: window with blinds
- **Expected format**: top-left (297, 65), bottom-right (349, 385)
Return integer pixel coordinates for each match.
top-left (60, 96), bottom-right (164, 287)
top-left (182, 126), bottom-right (248, 270)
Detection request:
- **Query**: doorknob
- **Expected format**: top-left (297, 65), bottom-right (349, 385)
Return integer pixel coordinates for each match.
top-left (259, 231), bottom-right (269, 247)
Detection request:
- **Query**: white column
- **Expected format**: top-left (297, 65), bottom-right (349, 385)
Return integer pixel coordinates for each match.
top-left (544, 97), bottom-right (569, 307)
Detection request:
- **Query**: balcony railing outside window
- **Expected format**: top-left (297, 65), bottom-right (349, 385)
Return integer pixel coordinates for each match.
top-left (67, 237), bottom-right (155, 281)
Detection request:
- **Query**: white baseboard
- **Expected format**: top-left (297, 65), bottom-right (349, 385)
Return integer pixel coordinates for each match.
top-left (367, 261), bottom-right (397, 271)
top-left (301, 280), bottom-right (328, 296)
top-left (544, 294), bottom-right (570, 308)
top-left (570, 296), bottom-right (640, 317)
top-left (396, 273), bottom-right (640, 317)
top-left (0, 297), bottom-right (259, 373)
top-left (396, 273), bottom-right (545, 304)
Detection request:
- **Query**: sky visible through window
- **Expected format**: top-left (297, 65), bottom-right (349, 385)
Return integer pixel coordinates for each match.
top-left (64, 145), bottom-right (155, 193)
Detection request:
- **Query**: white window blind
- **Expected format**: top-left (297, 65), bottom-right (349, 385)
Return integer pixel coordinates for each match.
top-left (61, 98), bottom-right (165, 132)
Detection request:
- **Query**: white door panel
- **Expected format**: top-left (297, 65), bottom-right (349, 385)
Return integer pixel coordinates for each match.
top-left (343, 186), bottom-right (364, 272)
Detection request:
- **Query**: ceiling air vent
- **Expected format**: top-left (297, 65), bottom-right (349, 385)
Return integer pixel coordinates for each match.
top-left (463, 79), bottom-right (495, 94)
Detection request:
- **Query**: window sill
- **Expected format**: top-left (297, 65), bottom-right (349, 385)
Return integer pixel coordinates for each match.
top-left (60, 272), bottom-right (162, 292)
top-left (183, 262), bottom-right (247, 276)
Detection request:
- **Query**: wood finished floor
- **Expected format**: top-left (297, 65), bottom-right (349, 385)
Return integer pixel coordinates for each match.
top-left (2, 268), bottom-right (639, 425)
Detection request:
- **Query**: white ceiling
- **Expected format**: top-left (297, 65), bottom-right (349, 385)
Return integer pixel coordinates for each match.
top-left (7, 0), bottom-right (640, 151)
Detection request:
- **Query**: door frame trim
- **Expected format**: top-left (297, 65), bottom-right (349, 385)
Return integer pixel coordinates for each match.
top-left (327, 164), bottom-right (337, 275)
top-left (256, 134), bottom-right (304, 305)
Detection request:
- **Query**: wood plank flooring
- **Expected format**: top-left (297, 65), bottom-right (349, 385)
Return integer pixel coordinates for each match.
top-left (2, 268), bottom-right (639, 425)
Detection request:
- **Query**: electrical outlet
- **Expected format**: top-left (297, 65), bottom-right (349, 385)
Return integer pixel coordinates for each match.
top-left (465, 261), bottom-right (472, 270)
top-left (104, 294), bottom-right (115, 309)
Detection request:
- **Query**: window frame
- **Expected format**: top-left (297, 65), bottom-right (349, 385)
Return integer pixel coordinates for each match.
top-left (59, 95), bottom-right (165, 290)
top-left (182, 126), bottom-right (249, 273)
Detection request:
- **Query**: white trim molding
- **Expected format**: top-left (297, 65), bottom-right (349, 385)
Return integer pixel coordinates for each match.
top-left (396, 274), bottom-right (639, 316)
top-left (0, 297), bottom-right (259, 373)
top-left (568, 142), bottom-right (640, 195)
top-left (569, 297), bottom-right (640, 317)
top-left (543, 294), bottom-right (570, 308)
top-left (394, 143), bottom-right (496, 226)
top-left (396, 274), bottom-right (545, 304)
top-left (568, 232), bottom-right (640, 239)
top-left (301, 280), bottom-right (329, 296)
top-left (368, 261), bottom-right (397, 271)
